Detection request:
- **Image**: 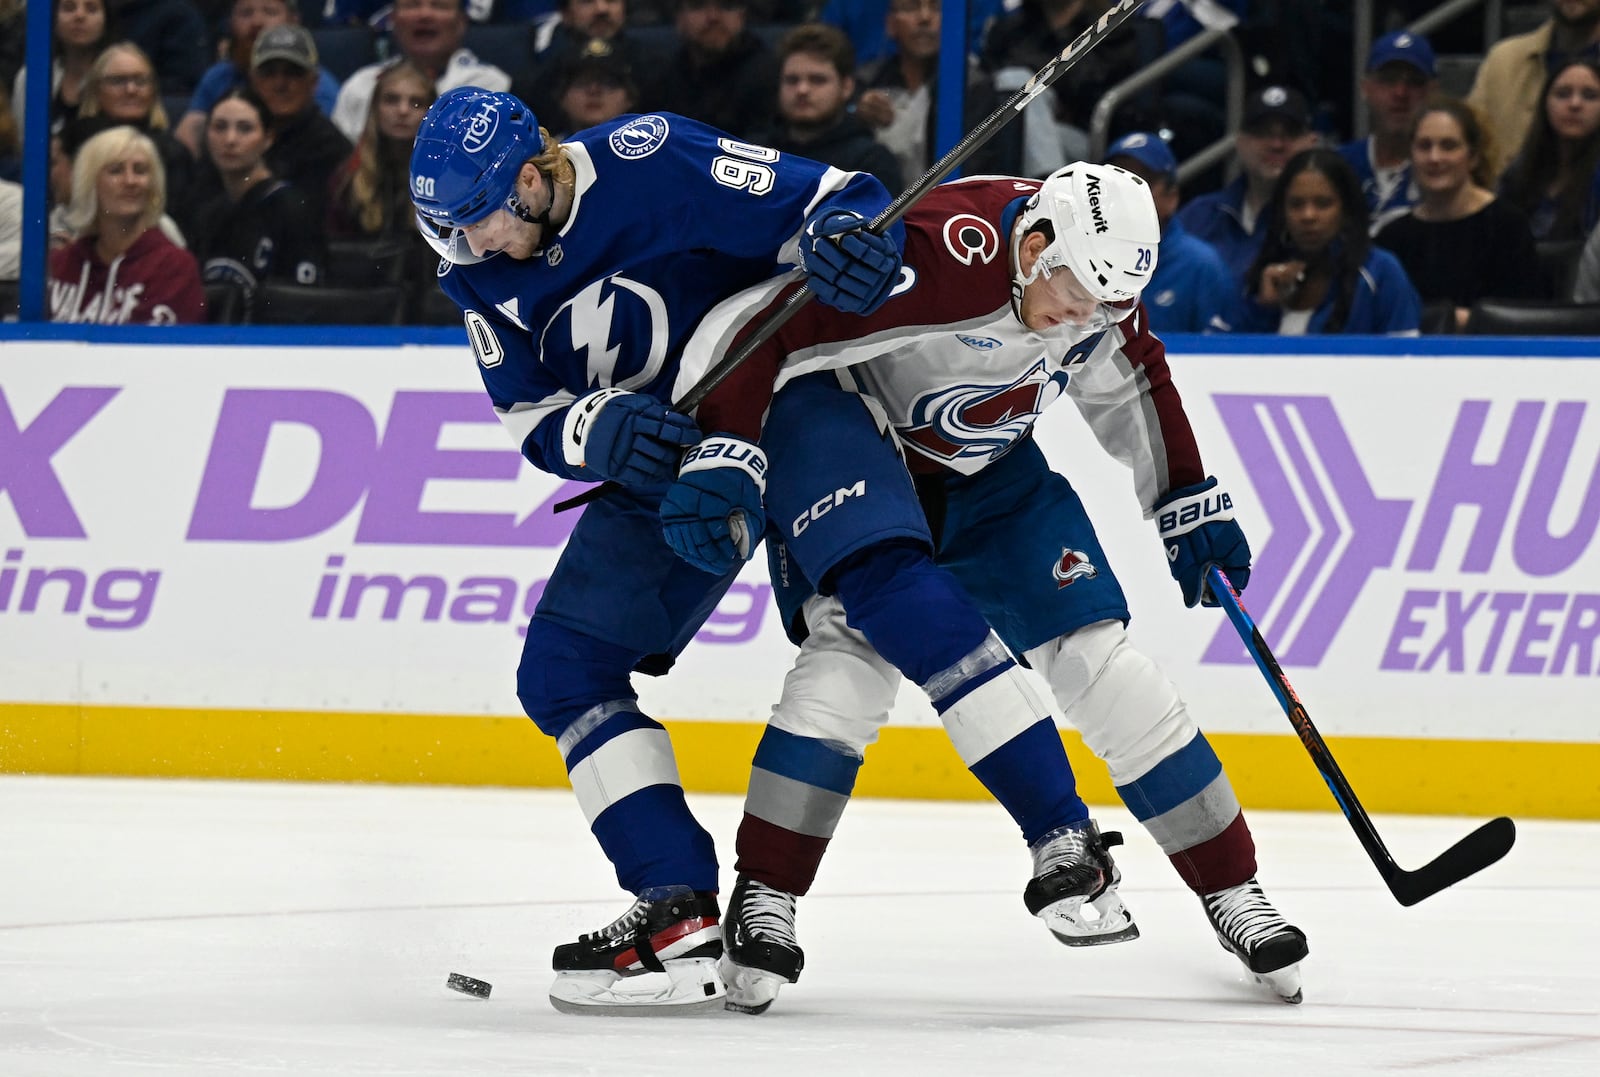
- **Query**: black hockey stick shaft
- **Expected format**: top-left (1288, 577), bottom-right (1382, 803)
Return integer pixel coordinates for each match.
top-left (554, 0), bottom-right (1149, 513)
top-left (1206, 565), bottom-right (1515, 907)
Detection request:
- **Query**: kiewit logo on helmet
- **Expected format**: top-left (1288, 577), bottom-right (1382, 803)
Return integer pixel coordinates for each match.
top-left (1084, 174), bottom-right (1109, 233)
top-left (462, 102), bottom-right (500, 154)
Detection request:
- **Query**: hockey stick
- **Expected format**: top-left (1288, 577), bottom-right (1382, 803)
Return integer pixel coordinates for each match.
top-left (1206, 565), bottom-right (1516, 907)
top-left (553, 0), bottom-right (1149, 513)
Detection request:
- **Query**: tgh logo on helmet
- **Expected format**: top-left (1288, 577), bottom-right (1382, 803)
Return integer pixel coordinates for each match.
top-left (462, 102), bottom-right (500, 155)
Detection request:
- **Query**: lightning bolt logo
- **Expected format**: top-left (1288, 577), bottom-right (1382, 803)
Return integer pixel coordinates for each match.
top-left (540, 274), bottom-right (672, 393)
top-left (565, 279), bottom-right (622, 385)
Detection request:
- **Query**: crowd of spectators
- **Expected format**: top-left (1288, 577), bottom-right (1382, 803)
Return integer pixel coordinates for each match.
top-left (4, 0), bottom-right (1600, 334)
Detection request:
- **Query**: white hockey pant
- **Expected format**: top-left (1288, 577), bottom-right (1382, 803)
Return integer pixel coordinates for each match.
top-left (770, 595), bottom-right (1053, 768)
top-left (1022, 619), bottom-right (1198, 787)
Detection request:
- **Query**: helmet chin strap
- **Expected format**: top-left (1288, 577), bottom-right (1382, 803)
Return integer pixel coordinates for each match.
top-left (1008, 219), bottom-right (1030, 325)
top-left (507, 171), bottom-right (561, 248)
top-left (1010, 219), bottom-right (1054, 326)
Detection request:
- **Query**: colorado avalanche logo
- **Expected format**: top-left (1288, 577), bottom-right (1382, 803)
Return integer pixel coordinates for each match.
top-left (1053, 548), bottom-right (1098, 588)
top-left (899, 357), bottom-right (1069, 464)
top-left (609, 115), bottom-right (670, 160)
top-left (540, 275), bottom-right (670, 390)
top-left (942, 214), bottom-right (1000, 265)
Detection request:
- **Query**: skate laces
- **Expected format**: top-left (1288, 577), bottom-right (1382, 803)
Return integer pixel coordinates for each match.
top-left (739, 881), bottom-right (798, 946)
top-left (1204, 878), bottom-right (1289, 952)
top-left (1030, 821), bottom-right (1096, 876)
top-left (583, 886), bottom-right (692, 944)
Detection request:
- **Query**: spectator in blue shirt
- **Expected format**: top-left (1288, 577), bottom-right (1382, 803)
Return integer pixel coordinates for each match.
top-left (1217, 147), bottom-right (1421, 335)
top-left (1337, 30), bottom-right (1437, 233)
top-left (1103, 129), bottom-right (1230, 333)
top-left (1173, 83), bottom-right (1320, 290)
top-left (174, 0), bottom-right (342, 157)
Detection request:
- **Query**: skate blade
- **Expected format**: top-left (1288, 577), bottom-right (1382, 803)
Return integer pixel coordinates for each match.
top-left (720, 956), bottom-right (788, 1015)
top-left (1254, 963), bottom-right (1303, 1004)
top-left (1038, 889), bottom-right (1140, 947)
top-left (549, 957), bottom-right (727, 1016)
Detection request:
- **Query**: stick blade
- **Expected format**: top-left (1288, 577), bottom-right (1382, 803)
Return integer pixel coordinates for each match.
top-left (1386, 816), bottom-right (1517, 907)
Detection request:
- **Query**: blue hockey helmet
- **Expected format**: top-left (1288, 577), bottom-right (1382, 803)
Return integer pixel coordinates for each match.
top-left (410, 86), bottom-right (542, 262)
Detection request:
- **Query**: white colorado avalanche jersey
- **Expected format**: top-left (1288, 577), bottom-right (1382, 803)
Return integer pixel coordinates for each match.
top-left (688, 177), bottom-right (1207, 514)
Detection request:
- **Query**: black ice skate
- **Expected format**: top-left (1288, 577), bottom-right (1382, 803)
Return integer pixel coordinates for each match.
top-left (1201, 876), bottom-right (1309, 1004)
top-left (720, 875), bottom-right (804, 1015)
top-left (1024, 819), bottom-right (1140, 946)
top-left (548, 885), bottom-right (726, 1015)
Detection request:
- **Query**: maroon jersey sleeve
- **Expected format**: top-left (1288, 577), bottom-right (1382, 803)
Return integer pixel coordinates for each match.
top-left (695, 178), bottom-right (1039, 441)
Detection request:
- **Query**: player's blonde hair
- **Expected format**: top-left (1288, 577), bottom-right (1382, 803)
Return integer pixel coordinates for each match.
top-left (530, 128), bottom-right (576, 190)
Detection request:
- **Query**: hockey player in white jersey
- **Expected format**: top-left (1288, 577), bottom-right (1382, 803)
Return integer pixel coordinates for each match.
top-left (411, 88), bottom-right (1131, 1015)
top-left (682, 163), bottom-right (1309, 1010)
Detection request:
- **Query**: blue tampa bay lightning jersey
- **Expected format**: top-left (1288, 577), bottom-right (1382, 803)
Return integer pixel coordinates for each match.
top-left (434, 112), bottom-right (897, 479)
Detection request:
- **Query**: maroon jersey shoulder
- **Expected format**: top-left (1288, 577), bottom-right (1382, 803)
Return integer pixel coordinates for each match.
top-left (891, 178), bottom-right (1042, 327)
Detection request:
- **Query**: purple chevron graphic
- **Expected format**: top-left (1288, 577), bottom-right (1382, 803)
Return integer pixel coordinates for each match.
top-left (1206, 396), bottom-right (1412, 667)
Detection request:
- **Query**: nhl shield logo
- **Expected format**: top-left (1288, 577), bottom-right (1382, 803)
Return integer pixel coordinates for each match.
top-left (1053, 548), bottom-right (1098, 588)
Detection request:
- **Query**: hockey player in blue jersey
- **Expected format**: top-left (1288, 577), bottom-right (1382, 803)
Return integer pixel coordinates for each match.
top-left (410, 87), bottom-right (1130, 1015)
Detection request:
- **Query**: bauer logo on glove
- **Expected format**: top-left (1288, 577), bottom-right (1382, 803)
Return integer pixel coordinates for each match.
top-left (1152, 476), bottom-right (1251, 608)
top-left (1157, 488), bottom-right (1234, 535)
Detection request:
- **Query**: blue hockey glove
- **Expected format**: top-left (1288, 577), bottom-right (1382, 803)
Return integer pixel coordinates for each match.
top-left (800, 207), bottom-right (901, 315)
top-left (660, 436), bottom-right (768, 575)
top-left (1154, 476), bottom-right (1252, 608)
top-left (562, 388), bottom-right (701, 488)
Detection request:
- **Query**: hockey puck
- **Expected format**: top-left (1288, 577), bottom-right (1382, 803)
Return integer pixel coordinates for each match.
top-left (446, 972), bottom-right (492, 999)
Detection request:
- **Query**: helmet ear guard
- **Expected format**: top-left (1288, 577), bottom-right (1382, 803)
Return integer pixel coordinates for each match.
top-left (1015, 163), bottom-right (1162, 304)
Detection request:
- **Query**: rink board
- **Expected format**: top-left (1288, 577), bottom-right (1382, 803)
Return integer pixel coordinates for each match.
top-left (2, 330), bottom-right (1599, 818)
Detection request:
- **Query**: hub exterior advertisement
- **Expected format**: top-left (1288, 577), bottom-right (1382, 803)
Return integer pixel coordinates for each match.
top-left (2, 336), bottom-right (1597, 818)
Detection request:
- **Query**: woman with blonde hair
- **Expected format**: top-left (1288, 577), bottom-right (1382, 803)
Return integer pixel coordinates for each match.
top-left (328, 60), bottom-right (437, 240)
top-left (77, 41), bottom-right (195, 223)
top-left (48, 124), bottom-right (203, 324)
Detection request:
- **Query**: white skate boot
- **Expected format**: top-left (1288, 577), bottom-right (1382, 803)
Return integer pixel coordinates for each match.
top-left (548, 886), bottom-right (727, 1016)
top-left (1024, 819), bottom-right (1139, 946)
top-left (1201, 876), bottom-right (1309, 1004)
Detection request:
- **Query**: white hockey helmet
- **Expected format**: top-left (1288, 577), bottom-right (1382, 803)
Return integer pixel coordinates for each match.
top-left (1014, 162), bottom-right (1161, 304)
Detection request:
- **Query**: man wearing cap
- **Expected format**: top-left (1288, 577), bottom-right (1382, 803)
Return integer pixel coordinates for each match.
top-left (333, 0), bottom-right (512, 142)
top-left (1469, 0), bottom-right (1600, 180)
top-left (550, 46), bottom-right (638, 138)
top-left (251, 24), bottom-right (354, 225)
top-left (1172, 83), bottom-right (1320, 289)
top-left (655, 0), bottom-right (779, 143)
top-left (520, 1), bottom-right (668, 128)
top-left (1105, 131), bottom-right (1230, 334)
top-left (1337, 30), bottom-right (1437, 233)
top-left (175, 0), bottom-right (342, 158)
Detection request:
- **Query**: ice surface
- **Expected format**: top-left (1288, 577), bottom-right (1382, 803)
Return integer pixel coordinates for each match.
top-left (1, 776), bottom-right (1595, 1075)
